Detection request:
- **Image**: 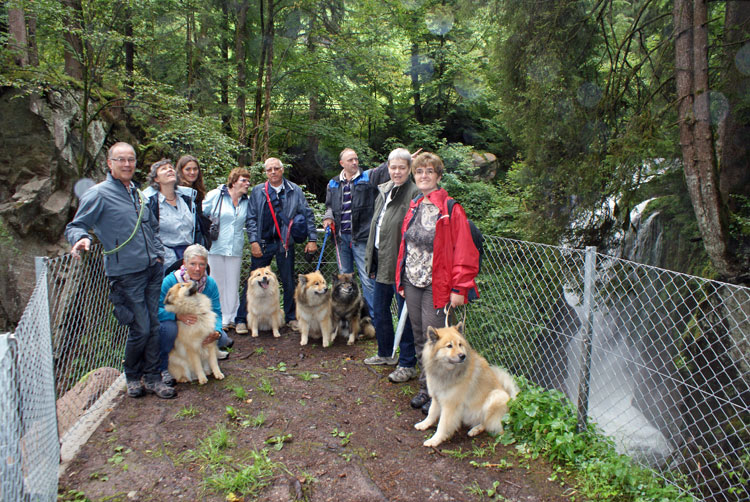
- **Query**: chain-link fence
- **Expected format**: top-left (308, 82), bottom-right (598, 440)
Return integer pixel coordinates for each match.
top-left (4, 234), bottom-right (749, 501)
top-left (1, 265), bottom-right (59, 502)
top-left (464, 236), bottom-right (749, 502)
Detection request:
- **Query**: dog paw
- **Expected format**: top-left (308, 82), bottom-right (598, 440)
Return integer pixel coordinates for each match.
top-left (300, 339), bottom-right (308, 346)
top-left (251, 333), bottom-right (259, 338)
top-left (414, 420), bottom-right (429, 431)
top-left (273, 331), bottom-right (281, 338)
top-left (198, 376), bottom-right (208, 385)
top-left (468, 425), bottom-right (485, 437)
top-left (346, 337), bottom-right (355, 346)
top-left (423, 437), bottom-right (442, 448)
top-left (214, 372), bottom-right (225, 380)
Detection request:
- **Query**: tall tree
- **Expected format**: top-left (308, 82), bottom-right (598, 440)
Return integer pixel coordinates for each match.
top-left (235, 0), bottom-right (249, 166)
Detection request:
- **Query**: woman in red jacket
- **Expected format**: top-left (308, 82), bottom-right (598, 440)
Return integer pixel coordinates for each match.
top-left (395, 152), bottom-right (480, 414)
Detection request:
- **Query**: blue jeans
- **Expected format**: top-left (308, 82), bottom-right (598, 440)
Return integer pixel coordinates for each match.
top-left (236, 240), bottom-right (297, 323)
top-left (108, 261), bottom-right (163, 383)
top-left (373, 281), bottom-right (416, 367)
top-left (336, 233), bottom-right (375, 318)
top-left (159, 321), bottom-right (230, 371)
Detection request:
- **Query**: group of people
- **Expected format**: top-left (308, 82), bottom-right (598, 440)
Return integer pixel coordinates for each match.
top-left (65, 141), bottom-right (480, 412)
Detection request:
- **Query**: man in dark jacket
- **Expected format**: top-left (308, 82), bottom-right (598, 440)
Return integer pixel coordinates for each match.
top-left (65, 142), bottom-right (176, 399)
top-left (322, 148), bottom-right (389, 318)
top-left (234, 158), bottom-right (317, 333)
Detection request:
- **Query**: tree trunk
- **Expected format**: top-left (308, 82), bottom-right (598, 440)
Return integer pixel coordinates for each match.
top-left (718, 1), bottom-right (750, 206)
top-left (251, 0), bottom-right (268, 163)
top-left (124, 11), bottom-right (134, 97)
top-left (26, 10), bottom-right (38, 66)
top-left (62, 0), bottom-right (84, 80)
top-left (410, 43), bottom-right (424, 123)
top-left (236, 1), bottom-right (249, 166)
top-left (262, 0), bottom-right (275, 160)
top-left (8, 8), bottom-right (28, 66)
top-left (186, 8), bottom-right (195, 110)
top-left (675, 0), bottom-right (742, 280)
top-left (220, 0), bottom-right (231, 133)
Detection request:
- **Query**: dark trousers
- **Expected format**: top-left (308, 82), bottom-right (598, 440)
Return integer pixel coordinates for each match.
top-left (373, 281), bottom-right (416, 367)
top-left (236, 240), bottom-right (296, 323)
top-left (108, 261), bottom-right (163, 383)
top-left (402, 279), bottom-right (448, 391)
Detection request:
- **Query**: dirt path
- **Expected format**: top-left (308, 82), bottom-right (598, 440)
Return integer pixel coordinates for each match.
top-left (59, 327), bottom-right (571, 501)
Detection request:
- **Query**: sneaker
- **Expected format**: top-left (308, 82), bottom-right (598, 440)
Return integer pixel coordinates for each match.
top-left (388, 366), bottom-right (417, 383)
top-left (217, 350), bottom-right (229, 360)
top-left (421, 398), bottom-right (431, 415)
top-left (235, 323), bottom-right (248, 335)
top-left (222, 323), bottom-right (235, 331)
top-left (144, 379), bottom-right (176, 399)
top-left (364, 355), bottom-right (398, 366)
top-left (126, 379), bottom-right (145, 398)
top-left (287, 320), bottom-right (299, 332)
top-left (161, 370), bottom-right (176, 387)
top-left (220, 337), bottom-right (234, 349)
top-left (410, 390), bottom-right (430, 409)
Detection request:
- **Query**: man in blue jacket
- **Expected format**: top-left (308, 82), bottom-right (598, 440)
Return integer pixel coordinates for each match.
top-left (322, 148), bottom-right (389, 318)
top-left (65, 142), bottom-right (176, 399)
top-left (235, 157), bottom-right (317, 333)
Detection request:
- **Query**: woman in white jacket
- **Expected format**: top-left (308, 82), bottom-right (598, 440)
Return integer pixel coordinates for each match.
top-left (203, 167), bottom-right (251, 329)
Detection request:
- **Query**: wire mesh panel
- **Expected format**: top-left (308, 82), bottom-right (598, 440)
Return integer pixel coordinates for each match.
top-left (465, 236), bottom-right (750, 502)
top-left (45, 246), bottom-right (128, 442)
top-left (5, 266), bottom-right (59, 502)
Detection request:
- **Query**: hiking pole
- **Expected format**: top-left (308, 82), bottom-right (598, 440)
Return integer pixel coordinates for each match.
top-left (316, 226), bottom-right (331, 271)
top-left (391, 304), bottom-right (409, 359)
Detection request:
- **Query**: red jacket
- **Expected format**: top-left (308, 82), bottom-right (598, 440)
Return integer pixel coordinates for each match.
top-left (395, 188), bottom-right (479, 309)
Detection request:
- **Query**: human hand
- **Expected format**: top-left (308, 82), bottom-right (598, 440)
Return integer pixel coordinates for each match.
top-left (411, 148), bottom-right (423, 159)
top-left (251, 242), bottom-right (262, 258)
top-left (177, 313), bottom-right (198, 325)
top-left (71, 238), bottom-right (91, 259)
top-left (203, 331), bottom-right (220, 345)
top-left (305, 241), bottom-right (317, 254)
top-left (449, 292), bottom-right (464, 308)
top-left (323, 219), bottom-right (333, 230)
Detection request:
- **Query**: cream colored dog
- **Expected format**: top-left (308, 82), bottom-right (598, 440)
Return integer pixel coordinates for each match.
top-left (246, 266), bottom-right (283, 338)
top-left (415, 323), bottom-right (519, 447)
top-left (163, 281), bottom-right (224, 385)
top-left (294, 271), bottom-right (334, 347)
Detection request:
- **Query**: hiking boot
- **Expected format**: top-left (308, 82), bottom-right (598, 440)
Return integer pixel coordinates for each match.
top-left (220, 336), bottom-right (234, 349)
top-left (410, 390), bottom-right (430, 409)
top-left (388, 365), bottom-right (417, 383)
top-left (126, 379), bottom-right (145, 398)
top-left (287, 320), bottom-right (299, 332)
top-left (421, 398), bottom-right (431, 415)
top-left (235, 323), bottom-right (248, 335)
top-left (217, 350), bottom-right (229, 360)
top-left (161, 370), bottom-right (176, 387)
top-left (144, 378), bottom-right (177, 399)
top-left (364, 355), bottom-right (398, 366)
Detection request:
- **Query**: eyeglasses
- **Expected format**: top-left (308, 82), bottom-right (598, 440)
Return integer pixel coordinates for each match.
top-left (265, 167), bottom-right (282, 173)
top-left (238, 178), bottom-right (251, 184)
top-left (111, 157), bottom-right (136, 164)
top-left (415, 169), bottom-right (437, 176)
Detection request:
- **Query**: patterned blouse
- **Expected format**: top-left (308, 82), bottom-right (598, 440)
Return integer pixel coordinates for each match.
top-left (404, 201), bottom-right (440, 288)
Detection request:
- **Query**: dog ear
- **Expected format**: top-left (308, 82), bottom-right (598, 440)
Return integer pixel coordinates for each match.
top-left (187, 281), bottom-right (199, 296)
top-left (427, 326), bottom-right (440, 343)
top-left (455, 321), bottom-right (464, 335)
top-left (298, 274), bottom-right (307, 285)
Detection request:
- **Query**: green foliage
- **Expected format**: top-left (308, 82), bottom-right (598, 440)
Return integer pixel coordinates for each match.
top-left (502, 378), bottom-right (693, 501)
top-left (175, 405), bottom-right (199, 419)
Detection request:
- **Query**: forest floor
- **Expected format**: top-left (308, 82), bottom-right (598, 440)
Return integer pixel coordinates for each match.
top-left (58, 326), bottom-right (574, 502)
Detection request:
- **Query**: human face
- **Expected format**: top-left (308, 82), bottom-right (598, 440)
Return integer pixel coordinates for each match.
top-left (414, 165), bottom-right (441, 195)
top-left (181, 161), bottom-right (199, 184)
top-left (184, 255), bottom-right (208, 281)
top-left (388, 159), bottom-right (409, 186)
top-left (339, 150), bottom-right (359, 179)
top-left (108, 145), bottom-right (137, 186)
top-left (235, 176), bottom-right (251, 195)
top-left (264, 161), bottom-right (284, 187)
top-left (154, 163), bottom-right (177, 187)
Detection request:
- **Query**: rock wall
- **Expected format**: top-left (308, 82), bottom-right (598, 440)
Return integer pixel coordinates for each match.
top-left (0, 87), bottom-right (109, 330)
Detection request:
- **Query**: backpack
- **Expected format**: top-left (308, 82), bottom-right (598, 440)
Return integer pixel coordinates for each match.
top-left (447, 198), bottom-right (484, 274)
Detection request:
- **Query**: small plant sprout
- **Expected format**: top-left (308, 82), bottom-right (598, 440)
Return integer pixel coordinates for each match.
top-left (265, 433), bottom-right (293, 451)
top-left (253, 347), bottom-right (266, 356)
top-left (175, 405), bottom-right (199, 419)
top-left (225, 384), bottom-right (248, 400)
top-left (298, 371), bottom-right (320, 381)
top-left (331, 428), bottom-right (353, 446)
top-left (268, 361), bottom-right (287, 372)
top-left (258, 377), bottom-right (275, 395)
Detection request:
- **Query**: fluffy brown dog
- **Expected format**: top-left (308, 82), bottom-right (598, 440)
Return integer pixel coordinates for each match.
top-left (163, 282), bottom-right (224, 385)
top-left (294, 271), bottom-right (334, 347)
top-left (330, 273), bottom-right (375, 345)
top-left (246, 266), bottom-right (283, 338)
top-left (415, 322), bottom-right (518, 447)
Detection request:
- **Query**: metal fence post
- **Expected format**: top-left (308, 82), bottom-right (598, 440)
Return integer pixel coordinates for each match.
top-left (576, 246), bottom-right (596, 433)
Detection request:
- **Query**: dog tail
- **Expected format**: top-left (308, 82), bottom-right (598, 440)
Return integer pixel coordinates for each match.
top-left (493, 368), bottom-right (520, 400)
top-left (358, 303), bottom-right (376, 339)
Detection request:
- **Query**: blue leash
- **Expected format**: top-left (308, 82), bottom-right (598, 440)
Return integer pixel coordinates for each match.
top-left (316, 227), bottom-right (331, 271)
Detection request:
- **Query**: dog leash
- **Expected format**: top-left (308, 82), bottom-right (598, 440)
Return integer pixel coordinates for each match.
top-left (329, 221), bottom-right (344, 271)
top-left (316, 227), bottom-right (330, 271)
top-left (443, 303), bottom-right (467, 328)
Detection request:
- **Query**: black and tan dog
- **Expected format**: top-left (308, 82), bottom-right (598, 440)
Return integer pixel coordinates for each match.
top-left (330, 273), bottom-right (375, 346)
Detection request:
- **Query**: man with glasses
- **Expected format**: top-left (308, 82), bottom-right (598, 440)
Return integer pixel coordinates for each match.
top-left (65, 142), bottom-right (176, 399)
top-left (235, 157), bottom-right (317, 333)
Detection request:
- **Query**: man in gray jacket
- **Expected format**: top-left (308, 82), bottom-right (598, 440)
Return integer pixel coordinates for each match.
top-left (65, 142), bottom-right (176, 399)
top-left (235, 157), bottom-right (317, 333)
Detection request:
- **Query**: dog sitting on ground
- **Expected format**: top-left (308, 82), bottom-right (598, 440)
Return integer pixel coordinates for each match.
top-left (163, 281), bottom-right (225, 385)
top-left (330, 273), bottom-right (375, 345)
top-left (415, 322), bottom-right (519, 447)
top-left (295, 271), bottom-right (334, 347)
top-left (246, 266), bottom-right (283, 338)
